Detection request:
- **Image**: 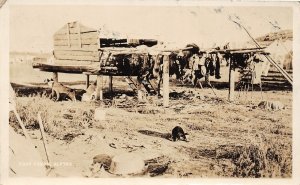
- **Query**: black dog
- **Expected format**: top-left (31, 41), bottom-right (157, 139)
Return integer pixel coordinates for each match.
top-left (172, 126), bottom-right (188, 142)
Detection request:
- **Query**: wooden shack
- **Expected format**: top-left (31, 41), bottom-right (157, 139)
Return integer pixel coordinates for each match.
top-left (33, 21), bottom-right (170, 104)
top-left (41, 21), bottom-right (157, 71)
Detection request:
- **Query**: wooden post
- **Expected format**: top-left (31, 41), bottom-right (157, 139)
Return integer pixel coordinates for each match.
top-left (136, 77), bottom-right (144, 102)
top-left (67, 23), bottom-right (71, 47)
top-left (13, 109), bottom-right (30, 139)
top-left (37, 112), bottom-right (50, 164)
top-left (96, 75), bottom-right (103, 100)
top-left (109, 76), bottom-right (113, 93)
top-left (77, 22), bottom-right (82, 48)
top-left (228, 57), bottom-right (235, 102)
top-left (86, 74), bottom-right (90, 89)
top-left (163, 55), bottom-right (170, 107)
top-left (52, 72), bottom-right (58, 83)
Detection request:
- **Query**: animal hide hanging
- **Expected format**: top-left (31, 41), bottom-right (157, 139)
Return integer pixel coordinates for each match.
top-left (251, 62), bottom-right (263, 85)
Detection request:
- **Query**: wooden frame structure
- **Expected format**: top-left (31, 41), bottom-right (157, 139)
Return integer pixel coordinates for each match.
top-left (33, 21), bottom-right (293, 105)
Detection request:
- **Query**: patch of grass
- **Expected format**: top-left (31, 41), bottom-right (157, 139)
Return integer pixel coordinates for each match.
top-left (9, 95), bottom-right (96, 141)
top-left (217, 136), bottom-right (292, 177)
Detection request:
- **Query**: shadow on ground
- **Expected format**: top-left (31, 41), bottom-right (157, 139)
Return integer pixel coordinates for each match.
top-left (138, 130), bottom-right (172, 141)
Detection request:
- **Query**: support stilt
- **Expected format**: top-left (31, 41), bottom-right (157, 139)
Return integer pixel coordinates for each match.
top-left (163, 55), bottom-right (170, 107)
top-left (228, 58), bottom-right (235, 102)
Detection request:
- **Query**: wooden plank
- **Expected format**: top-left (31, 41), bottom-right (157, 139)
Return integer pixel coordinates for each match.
top-left (54, 53), bottom-right (99, 61)
top-left (163, 55), bottom-right (169, 107)
top-left (229, 50), bottom-right (268, 54)
top-left (79, 44), bottom-right (99, 50)
top-left (32, 63), bottom-right (100, 74)
top-left (54, 32), bottom-right (98, 40)
top-left (56, 26), bottom-right (96, 34)
top-left (208, 47), bottom-right (267, 54)
top-left (54, 45), bottom-right (99, 51)
top-left (81, 31), bottom-right (98, 39)
top-left (53, 50), bottom-right (100, 57)
top-left (53, 59), bottom-right (98, 65)
top-left (53, 50), bottom-right (100, 61)
top-left (54, 38), bottom-right (98, 46)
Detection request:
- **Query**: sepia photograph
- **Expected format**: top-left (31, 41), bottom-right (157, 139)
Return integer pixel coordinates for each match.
top-left (1, 0), bottom-right (299, 183)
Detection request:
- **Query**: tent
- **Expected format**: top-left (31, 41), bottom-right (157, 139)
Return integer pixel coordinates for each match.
top-left (265, 40), bottom-right (293, 70)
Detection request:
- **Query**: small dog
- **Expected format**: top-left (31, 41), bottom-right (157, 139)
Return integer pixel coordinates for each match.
top-left (172, 126), bottom-right (188, 142)
top-left (82, 81), bottom-right (97, 101)
top-left (45, 78), bottom-right (76, 102)
top-left (258, 100), bottom-right (285, 111)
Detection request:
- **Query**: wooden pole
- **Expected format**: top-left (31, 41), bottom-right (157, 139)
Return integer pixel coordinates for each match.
top-left (231, 20), bottom-right (292, 85)
top-left (77, 22), bottom-right (82, 48)
top-left (228, 57), bottom-right (235, 102)
top-left (96, 75), bottom-right (103, 100)
top-left (52, 72), bottom-right (58, 83)
top-left (136, 77), bottom-right (144, 102)
top-left (67, 23), bottom-right (70, 47)
top-left (163, 55), bottom-right (170, 107)
top-left (86, 74), bottom-right (90, 89)
top-left (100, 76), bottom-right (103, 100)
top-left (37, 112), bottom-right (50, 164)
top-left (13, 109), bottom-right (30, 139)
top-left (109, 76), bottom-right (113, 93)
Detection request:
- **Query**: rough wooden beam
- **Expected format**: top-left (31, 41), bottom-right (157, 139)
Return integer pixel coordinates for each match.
top-left (32, 62), bottom-right (99, 74)
top-left (228, 58), bottom-right (235, 102)
top-left (163, 55), bottom-right (170, 107)
top-left (109, 76), bottom-right (113, 93)
top-left (96, 75), bottom-right (103, 100)
top-left (86, 74), bottom-right (90, 89)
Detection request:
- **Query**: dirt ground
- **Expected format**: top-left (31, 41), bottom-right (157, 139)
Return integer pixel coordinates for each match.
top-left (9, 59), bottom-right (292, 178)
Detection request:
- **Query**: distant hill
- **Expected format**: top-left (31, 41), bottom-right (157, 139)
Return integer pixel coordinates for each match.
top-left (255, 29), bottom-right (293, 47)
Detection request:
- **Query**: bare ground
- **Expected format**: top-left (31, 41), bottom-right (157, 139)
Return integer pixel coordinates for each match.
top-left (9, 61), bottom-right (292, 178)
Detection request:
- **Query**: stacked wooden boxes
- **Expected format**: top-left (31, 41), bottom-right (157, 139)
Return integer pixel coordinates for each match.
top-left (53, 21), bottom-right (100, 64)
top-left (52, 21), bottom-right (159, 75)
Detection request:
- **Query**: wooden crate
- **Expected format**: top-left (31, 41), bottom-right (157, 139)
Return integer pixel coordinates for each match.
top-left (53, 21), bottom-right (100, 62)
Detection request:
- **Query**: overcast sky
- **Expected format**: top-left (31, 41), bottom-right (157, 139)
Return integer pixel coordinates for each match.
top-left (9, 5), bottom-right (293, 52)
